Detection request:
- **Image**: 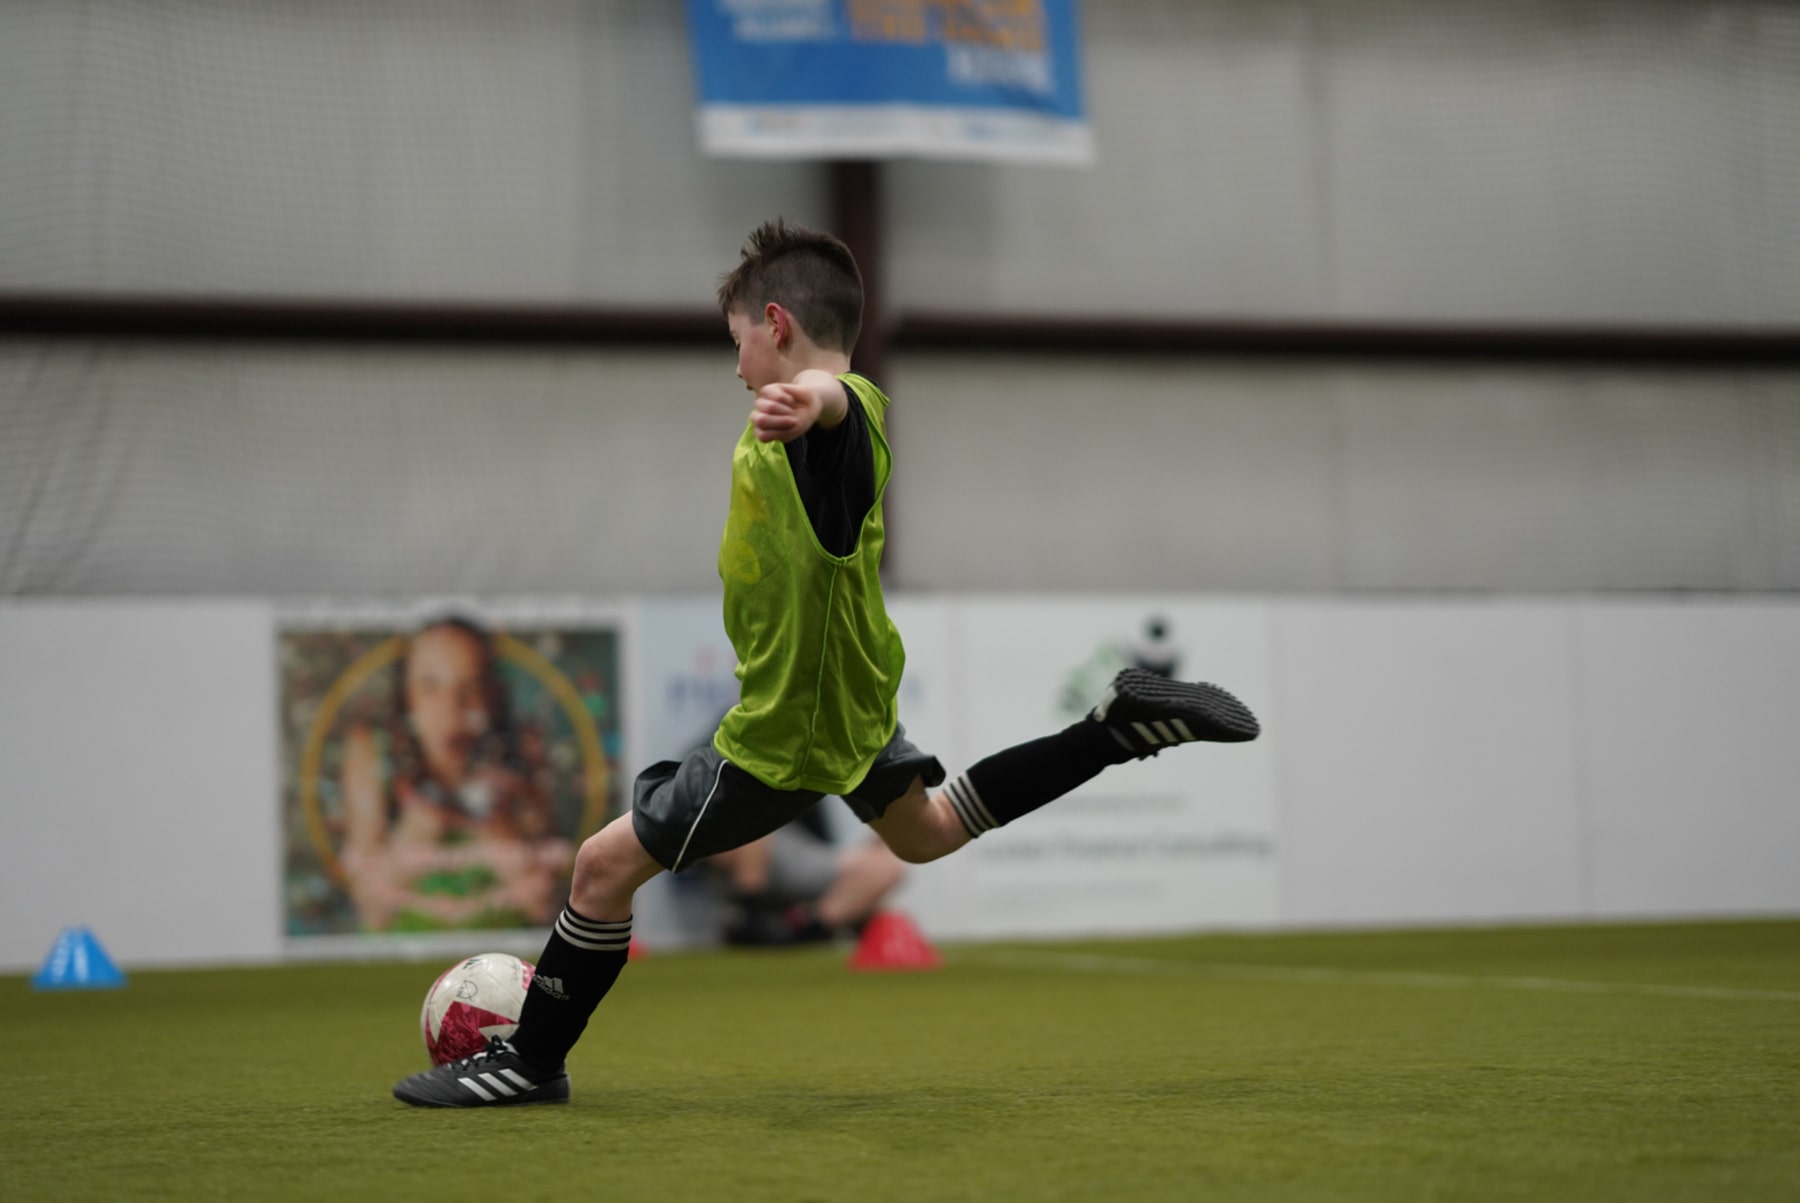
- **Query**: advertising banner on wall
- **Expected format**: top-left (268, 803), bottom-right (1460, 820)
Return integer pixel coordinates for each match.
top-left (277, 603), bottom-right (625, 941)
top-left (629, 595), bottom-right (1276, 944)
top-left (685, 0), bottom-right (1094, 164)
top-left (274, 594), bottom-right (1267, 950)
top-left (941, 598), bottom-right (1279, 937)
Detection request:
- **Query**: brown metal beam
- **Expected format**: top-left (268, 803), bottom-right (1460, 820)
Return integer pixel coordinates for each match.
top-left (829, 161), bottom-right (889, 385)
top-left (3, 293), bottom-right (1797, 363)
top-left (895, 312), bottom-right (1800, 364)
top-left (0, 294), bottom-right (720, 347)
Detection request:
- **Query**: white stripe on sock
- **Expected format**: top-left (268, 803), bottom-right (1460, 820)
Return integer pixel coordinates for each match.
top-left (946, 777), bottom-right (994, 834)
top-left (559, 910), bottom-right (633, 935)
top-left (955, 775), bottom-right (1000, 831)
top-left (944, 785), bottom-right (981, 836)
top-left (555, 917), bottom-right (632, 952)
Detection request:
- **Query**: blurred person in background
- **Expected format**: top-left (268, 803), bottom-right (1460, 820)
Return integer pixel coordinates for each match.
top-left (339, 617), bottom-right (573, 931)
top-left (703, 802), bottom-right (906, 946)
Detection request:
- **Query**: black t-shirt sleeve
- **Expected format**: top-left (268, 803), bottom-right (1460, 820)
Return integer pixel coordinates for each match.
top-left (784, 381), bottom-right (876, 558)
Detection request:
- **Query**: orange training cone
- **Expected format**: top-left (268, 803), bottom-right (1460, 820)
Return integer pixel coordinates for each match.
top-left (848, 911), bottom-right (940, 972)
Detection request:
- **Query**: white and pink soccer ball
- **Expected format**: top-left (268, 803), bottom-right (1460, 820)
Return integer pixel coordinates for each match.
top-left (420, 952), bottom-right (535, 1065)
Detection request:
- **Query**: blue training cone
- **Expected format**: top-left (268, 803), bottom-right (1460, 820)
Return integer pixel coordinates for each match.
top-left (31, 926), bottom-right (127, 990)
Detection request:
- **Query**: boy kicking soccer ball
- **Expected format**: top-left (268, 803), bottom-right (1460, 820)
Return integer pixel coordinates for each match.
top-left (393, 220), bottom-right (1259, 1107)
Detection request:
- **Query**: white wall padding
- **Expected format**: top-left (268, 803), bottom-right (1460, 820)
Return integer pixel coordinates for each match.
top-left (0, 601), bottom-right (282, 969)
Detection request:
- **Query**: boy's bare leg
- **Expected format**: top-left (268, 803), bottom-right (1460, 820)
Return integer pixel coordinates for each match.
top-left (870, 774), bottom-right (973, 864)
top-left (873, 671), bottom-right (1261, 857)
top-left (567, 812), bottom-right (666, 921)
top-left (870, 718), bottom-right (1129, 859)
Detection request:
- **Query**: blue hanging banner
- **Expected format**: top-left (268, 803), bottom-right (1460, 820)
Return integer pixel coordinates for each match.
top-left (686, 0), bottom-right (1094, 165)
top-left (31, 926), bottom-right (128, 990)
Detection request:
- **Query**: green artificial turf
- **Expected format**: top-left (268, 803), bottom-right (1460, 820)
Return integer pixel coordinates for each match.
top-left (7, 920), bottom-right (1799, 1202)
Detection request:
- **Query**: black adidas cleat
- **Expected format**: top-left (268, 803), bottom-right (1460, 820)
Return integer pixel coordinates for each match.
top-left (1091, 668), bottom-right (1261, 756)
top-left (392, 1037), bottom-right (570, 1108)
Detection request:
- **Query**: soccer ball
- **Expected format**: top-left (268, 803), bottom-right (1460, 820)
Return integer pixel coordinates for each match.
top-left (419, 952), bottom-right (535, 1065)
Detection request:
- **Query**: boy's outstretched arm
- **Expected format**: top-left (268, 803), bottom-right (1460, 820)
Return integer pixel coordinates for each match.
top-left (750, 369), bottom-right (848, 443)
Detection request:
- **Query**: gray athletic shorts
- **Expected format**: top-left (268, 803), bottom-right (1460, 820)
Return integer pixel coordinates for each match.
top-left (631, 725), bottom-right (945, 872)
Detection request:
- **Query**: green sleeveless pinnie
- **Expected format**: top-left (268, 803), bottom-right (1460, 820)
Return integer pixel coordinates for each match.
top-left (713, 374), bottom-right (905, 793)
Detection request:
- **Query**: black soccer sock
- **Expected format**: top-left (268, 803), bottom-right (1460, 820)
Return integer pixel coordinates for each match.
top-left (507, 907), bottom-right (632, 1073)
top-left (944, 718), bottom-right (1135, 838)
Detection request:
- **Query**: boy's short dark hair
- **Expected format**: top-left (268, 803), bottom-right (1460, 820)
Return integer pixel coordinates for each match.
top-left (717, 219), bottom-right (863, 354)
